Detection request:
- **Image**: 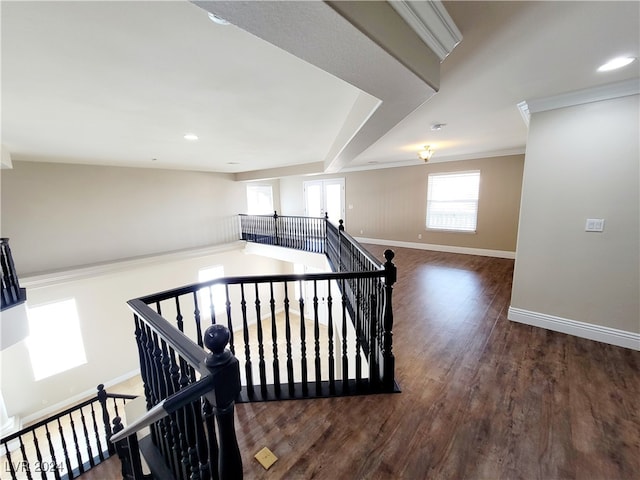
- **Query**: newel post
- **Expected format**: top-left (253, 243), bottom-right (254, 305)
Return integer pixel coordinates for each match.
top-left (203, 325), bottom-right (243, 480)
top-left (381, 249), bottom-right (397, 391)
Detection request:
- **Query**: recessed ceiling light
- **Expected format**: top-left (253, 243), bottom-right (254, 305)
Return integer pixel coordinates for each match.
top-left (227, 162), bottom-right (239, 165)
top-left (208, 12), bottom-right (230, 25)
top-left (597, 56), bottom-right (636, 72)
top-left (183, 133), bottom-right (198, 141)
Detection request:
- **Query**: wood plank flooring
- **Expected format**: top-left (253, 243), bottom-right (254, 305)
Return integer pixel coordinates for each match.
top-left (231, 246), bottom-right (640, 480)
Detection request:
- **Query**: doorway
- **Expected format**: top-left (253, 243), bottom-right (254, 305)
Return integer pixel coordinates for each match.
top-left (303, 178), bottom-right (345, 225)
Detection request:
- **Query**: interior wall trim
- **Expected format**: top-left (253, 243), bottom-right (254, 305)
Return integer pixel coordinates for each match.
top-left (20, 368), bottom-right (141, 426)
top-left (388, 0), bottom-right (462, 60)
top-left (508, 306), bottom-right (640, 351)
top-left (354, 237), bottom-right (515, 259)
top-left (21, 241), bottom-right (246, 290)
top-left (526, 78), bottom-right (640, 114)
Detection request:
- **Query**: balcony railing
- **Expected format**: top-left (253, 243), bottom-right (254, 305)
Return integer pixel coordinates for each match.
top-left (1, 238), bottom-right (26, 311)
top-left (0, 385), bottom-right (136, 480)
top-left (117, 213), bottom-right (397, 478)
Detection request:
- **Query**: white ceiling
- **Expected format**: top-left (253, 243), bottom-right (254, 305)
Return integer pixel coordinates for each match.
top-left (2, 1), bottom-right (639, 176)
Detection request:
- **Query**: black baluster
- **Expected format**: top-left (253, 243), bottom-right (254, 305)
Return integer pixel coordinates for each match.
top-left (284, 282), bottom-right (295, 396)
top-left (184, 400), bottom-right (201, 480)
top-left (327, 281), bottom-right (336, 394)
top-left (79, 407), bottom-right (95, 468)
top-left (269, 282), bottom-right (281, 397)
top-left (57, 418), bottom-right (73, 477)
top-left (369, 290), bottom-right (380, 390)
top-left (299, 281), bottom-right (308, 396)
top-left (89, 402), bottom-right (105, 461)
top-left (31, 429), bottom-right (45, 480)
top-left (168, 347), bottom-right (183, 479)
top-left (134, 316), bottom-right (152, 411)
top-left (18, 436), bottom-right (33, 480)
top-left (355, 278), bottom-right (363, 389)
top-left (69, 412), bottom-right (85, 474)
top-left (177, 358), bottom-right (191, 480)
top-left (208, 285), bottom-right (216, 325)
top-left (313, 280), bottom-right (322, 395)
top-left (193, 291), bottom-right (203, 348)
top-left (202, 400), bottom-right (219, 480)
top-left (44, 423), bottom-right (62, 480)
top-left (4, 443), bottom-right (17, 479)
top-left (224, 284), bottom-right (234, 355)
top-left (254, 284), bottom-right (267, 398)
top-left (175, 296), bottom-right (185, 333)
top-left (341, 279), bottom-right (349, 394)
top-left (240, 284), bottom-right (254, 398)
top-left (157, 339), bottom-right (173, 468)
top-left (195, 399), bottom-right (211, 480)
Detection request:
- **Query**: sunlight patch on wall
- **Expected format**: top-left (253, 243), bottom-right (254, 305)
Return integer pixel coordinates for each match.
top-left (26, 298), bottom-right (87, 381)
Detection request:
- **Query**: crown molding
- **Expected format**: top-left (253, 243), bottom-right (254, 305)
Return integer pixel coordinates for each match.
top-left (526, 78), bottom-right (640, 114)
top-left (388, 1), bottom-right (462, 61)
top-left (516, 101), bottom-right (530, 127)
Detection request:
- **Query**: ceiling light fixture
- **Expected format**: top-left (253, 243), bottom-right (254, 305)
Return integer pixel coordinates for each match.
top-left (431, 123), bottom-right (446, 131)
top-left (183, 133), bottom-right (199, 141)
top-left (208, 12), bottom-right (230, 25)
top-left (597, 56), bottom-right (636, 72)
top-left (418, 145), bottom-right (434, 162)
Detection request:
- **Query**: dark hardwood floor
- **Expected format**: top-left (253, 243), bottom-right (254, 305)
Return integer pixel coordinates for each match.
top-left (233, 246), bottom-right (640, 480)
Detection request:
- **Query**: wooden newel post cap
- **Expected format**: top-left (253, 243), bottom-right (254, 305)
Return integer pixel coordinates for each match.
top-left (204, 324), bottom-right (233, 367)
top-left (339, 219), bottom-right (344, 231)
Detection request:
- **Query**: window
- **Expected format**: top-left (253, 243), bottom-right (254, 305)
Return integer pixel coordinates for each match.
top-left (26, 298), bottom-right (87, 380)
top-left (426, 171), bottom-right (481, 232)
top-left (246, 185), bottom-right (274, 215)
top-left (198, 265), bottom-right (225, 316)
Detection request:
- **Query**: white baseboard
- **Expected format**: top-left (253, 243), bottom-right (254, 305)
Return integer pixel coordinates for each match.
top-left (508, 307), bottom-right (640, 351)
top-left (354, 237), bottom-right (516, 259)
top-left (21, 369), bottom-right (141, 426)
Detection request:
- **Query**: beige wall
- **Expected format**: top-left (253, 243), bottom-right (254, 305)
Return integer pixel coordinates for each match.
top-left (280, 155), bottom-right (524, 253)
top-left (511, 94), bottom-right (639, 334)
top-left (1, 161), bottom-right (246, 275)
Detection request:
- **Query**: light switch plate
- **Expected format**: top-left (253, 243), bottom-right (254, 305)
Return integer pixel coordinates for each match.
top-left (585, 218), bottom-right (605, 232)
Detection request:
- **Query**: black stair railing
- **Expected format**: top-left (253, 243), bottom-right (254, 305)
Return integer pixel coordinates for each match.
top-left (121, 213), bottom-right (397, 478)
top-left (0, 385), bottom-right (135, 480)
top-left (112, 303), bottom-right (243, 480)
top-left (130, 213), bottom-right (397, 401)
top-left (1, 238), bottom-right (27, 311)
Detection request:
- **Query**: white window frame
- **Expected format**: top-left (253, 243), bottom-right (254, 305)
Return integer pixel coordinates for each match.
top-left (426, 170), bottom-right (481, 233)
top-left (246, 184), bottom-right (274, 215)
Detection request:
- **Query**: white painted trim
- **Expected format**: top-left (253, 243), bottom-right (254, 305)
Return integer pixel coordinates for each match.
top-left (22, 241), bottom-right (245, 289)
top-left (508, 307), bottom-right (640, 351)
top-left (21, 369), bottom-right (141, 426)
top-left (354, 237), bottom-right (515, 259)
top-left (389, 1), bottom-right (462, 60)
top-left (526, 78), bottom-right (640, 114)
top-left (516, 100), bottom-right (530, 127)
